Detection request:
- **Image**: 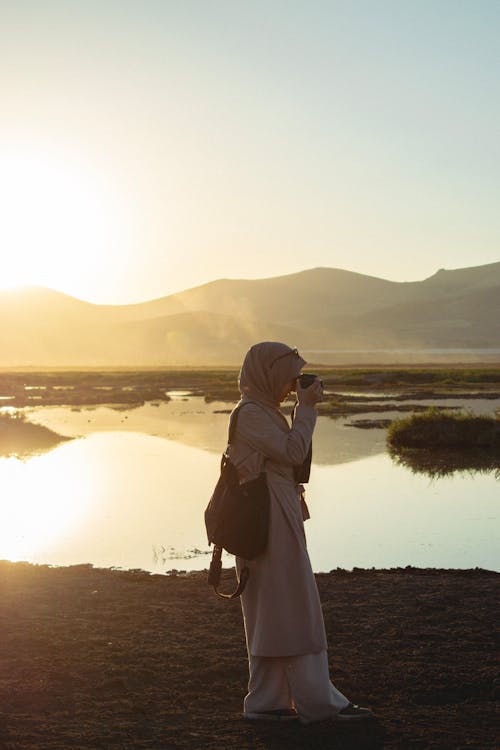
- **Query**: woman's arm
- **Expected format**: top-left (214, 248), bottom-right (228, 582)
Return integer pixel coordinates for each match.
top-left (235, 402), bottom-right (316, 466)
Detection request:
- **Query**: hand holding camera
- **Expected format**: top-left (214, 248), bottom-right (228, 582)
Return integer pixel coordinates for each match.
top-left (296, 373), bottom-right (323, 406)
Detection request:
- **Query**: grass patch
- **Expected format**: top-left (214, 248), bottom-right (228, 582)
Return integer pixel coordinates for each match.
top-left (0, 412), bottom-right (71, 457)
top-left (387, 408), bottom-right (500, 477)
top-left (387, 408), bottom-right (500, 449)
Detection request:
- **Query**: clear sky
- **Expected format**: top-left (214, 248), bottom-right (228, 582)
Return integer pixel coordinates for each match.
top-left (1, 0), bottom-right (499, 303)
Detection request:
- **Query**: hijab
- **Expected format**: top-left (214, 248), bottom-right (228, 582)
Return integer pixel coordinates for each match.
top-left (238, 341), bottom-right (306, 409)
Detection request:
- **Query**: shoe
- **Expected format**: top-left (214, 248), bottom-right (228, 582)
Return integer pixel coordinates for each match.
top-left (245, 708), bottom-right (299, 721)
top-left (332, 703), bottom-right (374, 722)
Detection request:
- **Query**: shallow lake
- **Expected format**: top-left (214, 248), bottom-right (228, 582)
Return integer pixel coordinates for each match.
top-left (1, 397), bottom-right (499, 573)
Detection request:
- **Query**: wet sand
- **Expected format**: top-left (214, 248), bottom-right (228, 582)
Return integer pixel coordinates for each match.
top-left (0, 562), bottom-right (497, 749)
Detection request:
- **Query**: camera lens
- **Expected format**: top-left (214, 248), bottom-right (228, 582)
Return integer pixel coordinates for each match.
top-left (298, 373), bottom-right (317, 389)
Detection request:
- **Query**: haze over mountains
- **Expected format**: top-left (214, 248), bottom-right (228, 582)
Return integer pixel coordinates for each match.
top-left (1, 262), bottom-right (500, 366)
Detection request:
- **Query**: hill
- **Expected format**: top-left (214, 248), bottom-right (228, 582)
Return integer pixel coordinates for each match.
top-left (1, 262), bottom-right (499, 365)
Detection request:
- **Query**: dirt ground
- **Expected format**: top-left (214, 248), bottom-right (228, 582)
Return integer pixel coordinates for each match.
top-left (0, 563), bottom-right (498, 750)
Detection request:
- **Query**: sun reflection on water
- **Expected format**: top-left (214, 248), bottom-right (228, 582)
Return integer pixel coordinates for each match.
top-left (0, 406), bottom-right (498, 572)
top-left (0, 440), bottom-right (97, 561)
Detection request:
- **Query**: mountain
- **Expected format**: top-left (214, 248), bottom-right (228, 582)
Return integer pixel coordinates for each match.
top-left (1, 262), bottom-right (500, 366)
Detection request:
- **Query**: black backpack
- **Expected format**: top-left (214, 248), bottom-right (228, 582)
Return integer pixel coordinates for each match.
top-left (204, 401), bottom-right (312, 598)
top-left (205, 402), bottom-right (270, 598)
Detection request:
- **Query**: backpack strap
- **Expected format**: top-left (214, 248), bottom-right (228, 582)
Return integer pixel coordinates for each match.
top-left (208, 545), bottom-right (250, 599)
top-left (227, 400), bottom-right (256, 445)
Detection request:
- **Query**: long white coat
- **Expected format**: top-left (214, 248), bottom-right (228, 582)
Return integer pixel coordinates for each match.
top-left (229, 396), bottom-right (328, 658)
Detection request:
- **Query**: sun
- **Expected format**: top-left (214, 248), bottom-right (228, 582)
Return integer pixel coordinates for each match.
top-left (0, 144), bottom-right (128, 300)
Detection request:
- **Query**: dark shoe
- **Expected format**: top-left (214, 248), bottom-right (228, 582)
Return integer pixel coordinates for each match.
top-left (245, 708), bottom-right (299, 721)
top-left (333, 702), bottom-right (374, 722)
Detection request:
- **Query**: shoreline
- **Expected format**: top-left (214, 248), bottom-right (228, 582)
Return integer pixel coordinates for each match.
top-left (2, 365), bottom-right (500, 410)
top-left (1, 561), bottom-right (498, 749)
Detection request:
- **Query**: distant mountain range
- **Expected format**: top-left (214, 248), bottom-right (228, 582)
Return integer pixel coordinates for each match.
top-left (1, 262), bottom-right (500, 366)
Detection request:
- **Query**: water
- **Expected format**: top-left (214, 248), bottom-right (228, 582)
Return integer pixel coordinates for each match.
top-left (1, 399), bottom-right (498, 573)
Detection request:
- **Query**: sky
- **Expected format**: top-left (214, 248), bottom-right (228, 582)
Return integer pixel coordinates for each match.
top-left (0, 0), bottom-right (499, 304)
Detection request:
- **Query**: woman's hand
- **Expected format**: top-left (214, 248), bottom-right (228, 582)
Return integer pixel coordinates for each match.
top-left (296, 377), bottom-right (323, 406)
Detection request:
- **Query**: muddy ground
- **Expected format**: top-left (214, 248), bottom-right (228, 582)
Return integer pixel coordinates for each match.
top-left (0, 563), bottom-right (497, 750)
top-left (2, 368), bottom-right (500, 411)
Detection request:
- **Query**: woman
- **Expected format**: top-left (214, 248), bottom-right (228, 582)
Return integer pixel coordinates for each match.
top-left (228, 342), bottom-right (372, 724)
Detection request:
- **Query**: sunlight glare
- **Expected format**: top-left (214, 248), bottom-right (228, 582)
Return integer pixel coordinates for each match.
top-left (0, 145), bottom-right (127, 295)
top-left (0, 444), bottom-right (96, 562)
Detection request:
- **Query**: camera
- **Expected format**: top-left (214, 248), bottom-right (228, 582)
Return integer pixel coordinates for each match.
top-left (298, 373), bottom-right (323, 389)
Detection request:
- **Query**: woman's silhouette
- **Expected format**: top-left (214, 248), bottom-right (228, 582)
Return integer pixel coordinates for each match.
top-left (227, 341), bottom-right (373, 723)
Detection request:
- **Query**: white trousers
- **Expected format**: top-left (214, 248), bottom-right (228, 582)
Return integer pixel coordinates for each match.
top-left (244, 650), bottom-right (350, 723)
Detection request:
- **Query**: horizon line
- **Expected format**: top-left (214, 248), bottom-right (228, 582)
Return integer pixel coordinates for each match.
top-left (1, 260), bottom-right (499, 307)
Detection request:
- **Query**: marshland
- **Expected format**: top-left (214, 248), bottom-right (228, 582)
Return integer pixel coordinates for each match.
top-left (1, 365), bottom-right (499, 749)
top-left (1, 365), bottom-right (498, 572)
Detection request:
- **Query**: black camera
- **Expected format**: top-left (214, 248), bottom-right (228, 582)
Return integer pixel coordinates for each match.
top-left (298, 373), bottom-right (323, 389)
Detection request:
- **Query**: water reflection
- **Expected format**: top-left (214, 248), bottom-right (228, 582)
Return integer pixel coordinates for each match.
top-left (0, 441), bottom-right (96, 560)
top-left (389, 446), bottom-right (500, 479)
top-left (24, 400), bottom-right (388, 467)
top-left (306, 453), bottom-right (499, 572)
top-left (1, 400), bottom-right (498, 573)
top-left (0, 432), bottom-right (218, 571)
